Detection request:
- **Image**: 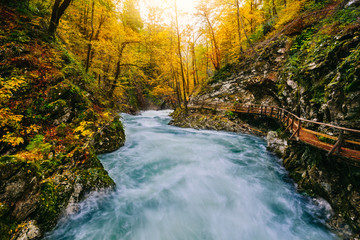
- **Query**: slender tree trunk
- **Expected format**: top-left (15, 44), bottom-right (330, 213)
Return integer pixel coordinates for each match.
top-left (250, 0), bottom-right (254, 32)
top-left (191, 42), bottom-right (198, 87)
top-left (48, 0), bottom-right (72, 37)
top-left (236, 0), bottom-right (243, 53)
top-left (89, 13), bottom-right (107, 67)
top-left (85, 0), bottom-right (95, 73)
top-left (206, 40), bottom-right (210, 76)
top-left (272, 0), bottom-right (277, 16)
top-left (239, 14), bottom-right (258, 57)
top-left (204, 13), bottom-right (220, 70)
top-left (110, 41), bottom-right (139, 96)
top-left (175, 0), bottom-right (187, 109)
top-left (186, 60), bottom-right (190, 95)
top-left (171, 64), bottom-right (182, 107)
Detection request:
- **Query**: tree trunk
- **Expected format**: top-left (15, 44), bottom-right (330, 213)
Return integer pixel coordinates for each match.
top-left (191, 42), bottom-right (198, 87)
top-left (89, 13), bottom-right (107, 67)
top-left (239, 14), bottom-right (258, 57)
top-left (110, 41), bottom-right (139, 96)
top-left (48, 0), bottom-right (72, 37)
top-left (236, 0), bottom-right (243, 53)
top-left (272, 0), bottom-right (277, 17)
top-left (175, 0), bottom-right (187, 109)
top-left (85, 0), bottom-right (95, 73)
top-left (203, 13), bottom-right (220, 70)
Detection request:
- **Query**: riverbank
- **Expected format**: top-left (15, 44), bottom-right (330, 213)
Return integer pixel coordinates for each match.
top-left (170, 107), bottom-right (360, 239)
top-left (0, 5), bottom-right (126, 239)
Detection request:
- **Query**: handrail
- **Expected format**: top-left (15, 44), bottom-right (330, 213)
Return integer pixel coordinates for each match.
top-left (188, 103), bottom-right (360, 161)
top-left (231, 104), bottom-right (360, 133)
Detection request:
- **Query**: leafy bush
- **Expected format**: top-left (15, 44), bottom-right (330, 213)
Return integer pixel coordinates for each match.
top-left (225, 110), bottom-right (235, 119)
top-left (334, 7), bottom-right (360, 24)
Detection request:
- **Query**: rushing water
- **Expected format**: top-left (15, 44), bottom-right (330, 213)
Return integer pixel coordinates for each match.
top-left (46, 110), bottom-right (337, 240)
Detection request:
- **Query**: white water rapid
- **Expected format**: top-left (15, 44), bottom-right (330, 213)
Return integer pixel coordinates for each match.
top-left (45, 110), bottom-right (337, 240)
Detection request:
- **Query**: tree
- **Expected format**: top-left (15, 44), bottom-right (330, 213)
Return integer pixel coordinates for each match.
top-left (174, 0), bottom-right (188, 108)
top-left (121, 0), bottom-right (144, 32)
top-left (85, 0), bottom-right (95, 72)
top-left (236, 0), bottom-right (243, 53)
top-left (48, 0), bottom-right (72, 36)
top-left (196, 0), bottom-right (221, 70)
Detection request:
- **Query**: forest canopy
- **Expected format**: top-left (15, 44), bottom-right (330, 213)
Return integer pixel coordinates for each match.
top-left (2, 0), bottom-right (337, 109)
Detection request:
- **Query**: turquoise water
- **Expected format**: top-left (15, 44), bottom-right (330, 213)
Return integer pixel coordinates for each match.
top-left (45, 110), bottom-right (337, 240)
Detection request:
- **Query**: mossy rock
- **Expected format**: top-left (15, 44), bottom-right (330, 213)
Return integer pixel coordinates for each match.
top-left (93, 118), bottom-right (125, 154)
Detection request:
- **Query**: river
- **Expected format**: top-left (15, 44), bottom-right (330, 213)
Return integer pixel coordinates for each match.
top-left (45, 110), bottom-right (337, 240)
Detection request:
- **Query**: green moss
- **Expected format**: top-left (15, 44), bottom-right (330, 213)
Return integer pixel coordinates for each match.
top-left (0, 203), bottom-right (10, 218)
top-left (77, 168), bottom-right (115, 188)
top-left (225, 110), bottom-right (235, 120)
top-left (333, 7), bottom-right (360, 25)
top-left (302, 0), bottom-right (329, 11)
top-left (26, 135), bottom-right (52, 153)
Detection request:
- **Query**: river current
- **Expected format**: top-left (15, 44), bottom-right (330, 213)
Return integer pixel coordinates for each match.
top-left (46, 110), bottom-right (337, 240)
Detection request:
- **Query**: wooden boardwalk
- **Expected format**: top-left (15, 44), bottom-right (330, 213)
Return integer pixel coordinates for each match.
top-left (188, 104), bottom-right (360, 161)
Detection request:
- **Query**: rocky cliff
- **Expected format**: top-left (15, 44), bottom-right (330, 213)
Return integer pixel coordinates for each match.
top-left (190, 3), bottom-right (359, 129)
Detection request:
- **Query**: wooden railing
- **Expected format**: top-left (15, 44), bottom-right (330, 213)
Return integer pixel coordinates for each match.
top-left (188, 104), bottom-right (360, 161)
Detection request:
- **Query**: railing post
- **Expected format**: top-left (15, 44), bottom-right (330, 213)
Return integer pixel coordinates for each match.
top-left (282, 112), bottom-right (286, 123)
top-left (297, 120), bottom-right (301, 138)
top-left (248, 105), bottom-right (250, 113)
top-left (260, 106), bottom-right (263, 116)
top-left (328, 130), bottom-right (344, 156)
top-left (336, 130), bottom-right (344, 154)
top-left (265, 106), bottom-right (267, 116)
top-left (282, 111), bottom-right (285, 122)
top-left (270, 107), bottom-right (273, 118)
top-left (290, 119), bottom-right (301, 140)
top-left (283, 113), bottom-right (292, 133)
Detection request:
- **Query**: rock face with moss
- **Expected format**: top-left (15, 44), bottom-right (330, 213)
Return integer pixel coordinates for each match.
top-left (189, 4), bottom-right (360, 129)
top-left (0, 6), bottom-right (125, 240)
top-left (171, 2), bottom-right (360, 239)
top-left (267, 132), bottom-right (360, 239)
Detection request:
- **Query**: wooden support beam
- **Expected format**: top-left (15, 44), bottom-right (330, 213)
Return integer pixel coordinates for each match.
top-left (282, 112), bottom-right (287, 124)
top-left (297, 120), bottom-right (301, 137)
top-left (328, 130), bottom-right (344, 156)
top-left (290, 119), bottom-right (301, 140)
top-left (290, 115), bottom-right (294, 130)
top-left (283, 115), bottom-right (292, 133)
